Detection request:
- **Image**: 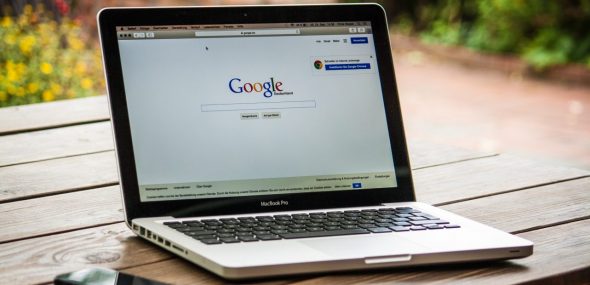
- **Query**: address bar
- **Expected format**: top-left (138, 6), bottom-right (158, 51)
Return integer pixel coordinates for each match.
top-left (195, 29), bottom-right (300, 37)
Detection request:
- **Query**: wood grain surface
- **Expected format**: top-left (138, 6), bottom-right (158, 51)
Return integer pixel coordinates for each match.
top-left (0, 151), bottom-right (117, 202)
top-left (1, 176), bottom-right (589, 284)
top-left (0, 96), bottom-right (109, 135)
top-left (1, 98), bottom-right (589, 285)
top-left (0, 121), bottom-right (113, 167)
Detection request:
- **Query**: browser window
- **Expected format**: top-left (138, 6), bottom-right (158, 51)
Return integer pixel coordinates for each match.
top-left (116, 22), bottom-right (397, 202)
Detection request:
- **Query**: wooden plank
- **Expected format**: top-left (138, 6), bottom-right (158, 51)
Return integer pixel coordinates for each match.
top-left (407, 140), bottom-right (496, 169)
top-left (440, 177), bottom-right (590, 233)
top-left (0, 140), bottom-right (492, 203)
top-left (0, 121), bottom-right (113, 167)
top-left (1, 178), bottom-right (589, 284)
top-left (0, 223), bottom-right (171, 285)
top-left (0, 151), bottom-right (118, 203)
top-left (414, 153), bottom-right (590, 205)
top-left (0, 95), bottom-right (109, 135)
top-left (0, 185), bottom-right (122, 243)
top-left (2, 155), bottom-right (588, 242)
top-left (286, 220), bottom-right (590, 285)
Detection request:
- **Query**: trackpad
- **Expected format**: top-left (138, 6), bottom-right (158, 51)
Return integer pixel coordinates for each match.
top-left (299, 234), bottom-right (428, 259)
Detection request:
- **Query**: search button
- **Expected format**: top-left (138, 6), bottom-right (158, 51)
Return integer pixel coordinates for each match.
top-left (351, 37), bottom-right (368, 44)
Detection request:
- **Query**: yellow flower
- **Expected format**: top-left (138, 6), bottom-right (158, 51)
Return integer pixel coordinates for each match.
top-left (81, 78), bottom-right (93, 90)
top-left (40, 62), bottom-right (53, 74)
top-left (4, 34), bottom-right (17, 45)
top-left (15, 87), bottom-right (25, 97)
top-left (74, 62), bottom-right (87, 74)
top-left (16, 63), bottom-right (27, 75)
top-left (27, 82), bottom-right (39, 93)
top-left (50, 83), bottom-right (63, 95)
top-left (0, 91), bottom-right (7, 102)
top-left (19, 35), bottom-right (36, 55)
top-left (42, 90), bottom-right (55, 101)
top-left (1, 16), bottom-right (12, 27)
top-left (68, 36), bottom-right (84, 51)
top-left (6, 61), bottom-right (20, 82)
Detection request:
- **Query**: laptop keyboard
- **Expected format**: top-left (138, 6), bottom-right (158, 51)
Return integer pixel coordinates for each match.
top-left (163, 207), bottom-right (460, 245)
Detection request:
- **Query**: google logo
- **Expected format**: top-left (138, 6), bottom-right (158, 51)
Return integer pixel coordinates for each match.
top-left (228, 77), bottom-right (283, 98)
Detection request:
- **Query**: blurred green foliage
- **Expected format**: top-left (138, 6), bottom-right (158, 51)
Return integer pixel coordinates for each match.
top-left (387, 0), bottom-right (590, 70)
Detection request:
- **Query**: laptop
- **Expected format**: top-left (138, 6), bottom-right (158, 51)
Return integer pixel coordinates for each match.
top-left (97, 3), bottom-right (533, 280)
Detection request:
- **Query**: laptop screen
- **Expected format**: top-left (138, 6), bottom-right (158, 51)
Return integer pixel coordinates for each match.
top-left (116, 21), bottom-right (397, 202)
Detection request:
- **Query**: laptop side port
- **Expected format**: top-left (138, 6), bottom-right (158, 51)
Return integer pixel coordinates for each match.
top-left (171, 243), bottom-right (186, 254)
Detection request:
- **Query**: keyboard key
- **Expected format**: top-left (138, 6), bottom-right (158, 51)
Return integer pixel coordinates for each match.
top-left (257, 234), bottom-right (281, 241)
top-left (425, 224), bottom-right (444, 229)
top-left (369, 227), bottom-right (392, 233)
top-left (410, 220), bottom-right (449, 225)
top-left (409, 216), bottom-right (427, 221)
top-left (341, 224), bottom-right (360, 229)
top-left (359, 223), bottom-right (377, 229)
top-left (194, 234), bottom-right (217, 240)
top-left (281, 229), bottom-right (369, 239)
top-left (307, 227), bottom-right (324, 232)
top-left (200, 238), bottom-right (221, 245)
top-left (189, 230), bottom-right (217, 236)
top-left (324, 226), bottom-right (341, 231)
top-left (239, 236), bottom-right (259, 242)
top-left (290, 228), bottom-right (307, 233)
top-left (186, 207), bottom-right (460, 245)
top-left (390, 226), bottom-right (410, 232)
top-left (220, 237), bottom-right (240, 243)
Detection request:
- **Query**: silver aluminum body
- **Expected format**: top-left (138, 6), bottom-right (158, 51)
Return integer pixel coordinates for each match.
top-left (132, 202), bottom-right (533, 280)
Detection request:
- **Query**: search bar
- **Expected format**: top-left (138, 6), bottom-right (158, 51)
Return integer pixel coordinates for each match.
top-left (195, 29), bottom-right (300, 37)
top-left (201, 100), bottom-right (316, 112)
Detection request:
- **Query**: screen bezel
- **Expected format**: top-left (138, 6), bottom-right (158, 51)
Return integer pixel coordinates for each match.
top-left (98, 4), bottom-right (415, 223)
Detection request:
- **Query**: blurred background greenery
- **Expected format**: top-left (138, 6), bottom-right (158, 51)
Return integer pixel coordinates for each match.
top-left (1, 0), bottom-right (589, 107)
top-left (379, 0), bottom-right (590, 70)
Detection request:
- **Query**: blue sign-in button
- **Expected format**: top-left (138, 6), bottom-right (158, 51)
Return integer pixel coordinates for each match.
top-left (352, 183), bottom-right (362, 189)
top-left (325, 63), bottom-right (371, 71)
top-left (351, 37), bottom-right (368, 44)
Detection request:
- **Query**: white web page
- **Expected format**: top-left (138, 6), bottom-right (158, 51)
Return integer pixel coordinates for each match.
top-left (118, 31), bottom-right (397, 201)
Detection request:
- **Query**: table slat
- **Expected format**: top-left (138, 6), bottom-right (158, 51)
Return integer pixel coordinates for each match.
top-left (0, 96), bottom-right (109, 136)
top-left (0, 186), bottom-right (121, 243)
top-left (0, 141), bottom-right (495, 202)
top-left (0, 121), bottom-right (113, 167)
top-left (414, 154), bottom-right (589, 205)
top-left (0, 223), bottom-right (170, 285)
top-left (0, 151), bottom-right (117, 203)
top-left (441, 177), bottom-right (590, 233)
top-left (1, 156), bottom-right (588, 243)
top-left (1, 178), bottom-right (588, 284)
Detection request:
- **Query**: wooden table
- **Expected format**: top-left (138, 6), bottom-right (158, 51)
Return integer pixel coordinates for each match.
top-left (1, 96), bottom-right (589, 284)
